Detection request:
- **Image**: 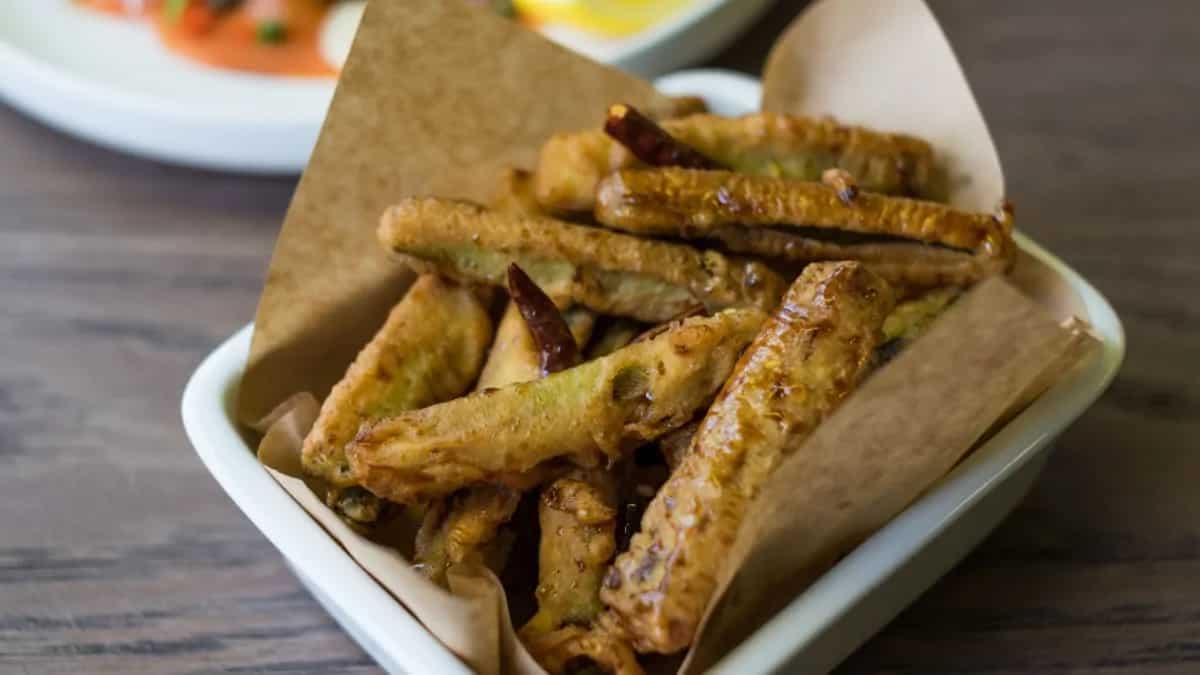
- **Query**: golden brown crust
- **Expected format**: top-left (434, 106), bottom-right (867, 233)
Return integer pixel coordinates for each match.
top-left (596, 168), bottom-right (1009, 253)
top-left (534, 112), bottom-right (940, 212)
top-left (416, 300), bottom-right (597, 580)
top-left (595, 168), bottom-right (1015, 288)
top-left (522, 468), bottom-right (619, 637)
top-left (378, 198), bottom-right (784, 323)
top-left (599, 262), bottom-right (894, 654)
top-left (346, 309), bottom-right (766, 504)
top-left (705, 226), bottom-right (1008, 290)
top-left (300, 275), bottom-right (493, 490)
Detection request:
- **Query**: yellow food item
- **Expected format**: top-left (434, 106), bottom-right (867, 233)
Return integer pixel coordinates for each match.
top-left (514, 0), bottom-right (694, 37)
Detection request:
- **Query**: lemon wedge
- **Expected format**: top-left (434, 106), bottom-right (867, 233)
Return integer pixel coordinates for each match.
top-left (513, 0), bottom-right (695, 37)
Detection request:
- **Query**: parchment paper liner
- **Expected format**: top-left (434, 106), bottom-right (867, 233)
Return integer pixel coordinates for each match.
top-left (239, 1), bottom-right (1100, 673)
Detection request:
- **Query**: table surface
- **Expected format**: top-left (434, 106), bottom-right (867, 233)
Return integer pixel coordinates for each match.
top-left (2, 2), bottom-right (1197, 674)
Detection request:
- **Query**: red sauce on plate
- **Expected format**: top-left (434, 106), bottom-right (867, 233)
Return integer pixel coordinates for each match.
top-left (78, 0), bottom-right (335, 77)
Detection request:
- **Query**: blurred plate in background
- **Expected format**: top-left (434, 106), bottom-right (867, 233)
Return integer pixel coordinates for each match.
top-left (0, 0), bottom-right (772, 174)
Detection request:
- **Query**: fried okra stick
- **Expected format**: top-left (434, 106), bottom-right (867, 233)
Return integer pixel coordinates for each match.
top-left (415, 292), bottom-right (595, 582)
top-left (347, 308), bottom-right (766, 504)
top-left (600, 262), bottom-right (895, 654)
top-left (300, 275), bottom-right (493, 525)
top-left (595, 168), bottom-right (1015, 288)
top-left (523, 468), bottom-right (619, 637)
top-left (378, 198), bottom-right (783, 323)
top-left (535, 111), bottom-right (940, 212)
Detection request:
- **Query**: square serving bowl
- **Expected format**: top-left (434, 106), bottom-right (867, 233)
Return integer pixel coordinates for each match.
top-left (182, 71), bottom-right (1125, 674)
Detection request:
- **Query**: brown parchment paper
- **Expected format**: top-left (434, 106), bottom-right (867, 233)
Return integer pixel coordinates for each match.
top-left (238, 0), bottom-right (1101, 673)
top-left (237, 0), bottom-right (670, 424)
top-left (680, 279), bottom-right (1096, 672)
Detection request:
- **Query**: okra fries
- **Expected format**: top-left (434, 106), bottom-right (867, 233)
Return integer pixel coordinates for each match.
top-left (346, 308), bottom-right (764, 503)
top-left (300, 274), bottom-right (493, 525)
top-left (289, 97), bottom-right (1019, 673)
top-left (378, 197), bottom-right (783, 322)
top-left (595, 167), bottom-right (1014, 289)
top-left (415, 270), bottom-right (595, 583)
top-left (536, 111), bottom-right (941, 212)
top-left (601, 262), bottom-right (894, 653)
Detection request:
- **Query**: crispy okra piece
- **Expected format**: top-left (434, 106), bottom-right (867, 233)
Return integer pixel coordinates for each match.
top-left (378, 198), bottom-right (784, 323)
top-left (600, 263), bottom-right (894, 654)
top-left (535, 111), bottom-right (941, 213)
top-left (595, 168), bottom-right (1015, 289)
top-left (300, 275), bottom-right (493, 524)
top-left (415, 295), bottom-right (595, 582)
top-left (522, 468), bottom-right (619, 637)
top-left (347, 308), bottom-right (766, 504)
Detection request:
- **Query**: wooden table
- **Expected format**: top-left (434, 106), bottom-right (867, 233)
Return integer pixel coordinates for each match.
top-left (2, 2), bottom-right (1196, 673)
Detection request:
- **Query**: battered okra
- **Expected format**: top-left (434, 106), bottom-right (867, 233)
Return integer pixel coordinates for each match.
top-left (378, 198), bottom-right (783, 323)
top-left (601, 263), bottom-right (894, 654)
top-left (300, 275), bottom-right (493, 524)
top-left (595, 168), bottom-right (1015, 289)
top-left (522, 468), bottom-right (619, 636)
top-left (415, 298), bottom-right (595, 582)
top-left (535, 111), bottom-right (941, 212)
top-left (346, 308), bottom-right (767, 504)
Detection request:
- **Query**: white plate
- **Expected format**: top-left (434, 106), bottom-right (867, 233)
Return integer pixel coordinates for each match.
top-left (0, 0), bottom-right (772, 174)
top-left (181, 71), bottom-right (1124, 675)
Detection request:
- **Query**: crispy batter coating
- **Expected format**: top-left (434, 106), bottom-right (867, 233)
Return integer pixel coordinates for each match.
top-left (346, 308), bottom-right (766, 504)
top-left (523, 468), bottom-right (619, 637)
top-left (299, 275), bottom-right (493, 522)
top-left (535, 112), bottom-right (940, 212)
top-left (595, 168), bottom-right (1015, 288)
top-left (600, 262), bottom-right (894, 653)
top-left (416, 301), bottom-right (596, 581)
top-left (378, 198), bottom-right (784, 323)
top-left (521, 625), bottom-right (644, 675)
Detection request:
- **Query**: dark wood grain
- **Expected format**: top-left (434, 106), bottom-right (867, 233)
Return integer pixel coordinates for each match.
top-left (1, 1), bottom-right (1196, 673)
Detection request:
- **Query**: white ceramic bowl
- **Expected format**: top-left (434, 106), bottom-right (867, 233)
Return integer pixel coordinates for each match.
top-left (0, 0), bottom-right (771, 174)
top-left (181, 70), bottom-right (1124, 675)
